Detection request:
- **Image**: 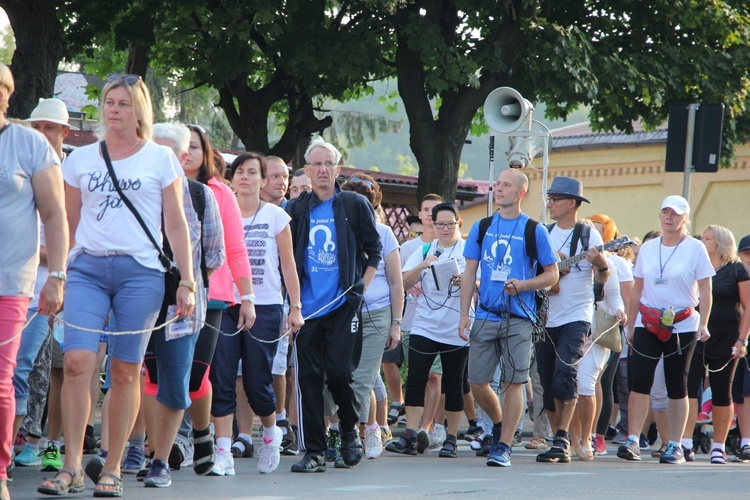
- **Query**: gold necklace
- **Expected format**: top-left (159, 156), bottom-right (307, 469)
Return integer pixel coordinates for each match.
top-left (109, 139), bottom-right (141, 157)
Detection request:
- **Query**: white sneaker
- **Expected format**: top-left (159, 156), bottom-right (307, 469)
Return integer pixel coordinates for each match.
top-left (257, 426), bottom-right (282, 474)
top-left (208, 449), bottom-right (235, 476)
top-left (365, 426), bottom-right (383, 459)
top-left (428, 424), bottom-right (446, 451)
top-left (181, 438), bottom-right (194, 468)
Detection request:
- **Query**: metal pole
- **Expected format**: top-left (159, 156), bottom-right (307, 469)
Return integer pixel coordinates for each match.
top-left (488, 136), bottom-right (495, 217)
top-left (541, 136), bottom-right (549, 224)
top-left (682, 104), bottom-right (699, 201)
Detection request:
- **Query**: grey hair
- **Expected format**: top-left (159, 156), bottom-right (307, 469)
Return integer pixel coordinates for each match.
top-left (153, 122), bottom-right (191, 155)
top-left (304, 136), bottom-right (342, 165)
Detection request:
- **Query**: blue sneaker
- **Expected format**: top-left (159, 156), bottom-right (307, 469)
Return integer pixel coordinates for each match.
top-left (487, 442), bottom-right (512, 467)
top-left (14, 444), bottom-right (41, 466)
top-left (616, 437), bottom-right (641, 461)
top-left (659, 442), bottom-right (685, 464)
top-left (121, 444), bottom-right (146, 473)
top-left (144, 459), bottom-right (172, 488)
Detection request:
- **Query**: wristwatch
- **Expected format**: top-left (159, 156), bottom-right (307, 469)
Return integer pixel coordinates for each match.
top-left (178, 280), bottom-right (197, 293)
top-left (241, 294), bottom-right (256, 304)
top-left (49, 271), bottom-right (67, 282)
top-left (290, 301), bottom-right (302, 309)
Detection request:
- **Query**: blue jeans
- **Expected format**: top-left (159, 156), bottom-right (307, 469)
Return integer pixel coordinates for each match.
top-left (63, 253), bottom-right (163, 363)
top-left (12, 308), bottom-right (49, 415)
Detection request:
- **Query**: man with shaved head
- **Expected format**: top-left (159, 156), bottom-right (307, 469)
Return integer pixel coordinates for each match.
top-left (458, 168), bottom-right (559, 467)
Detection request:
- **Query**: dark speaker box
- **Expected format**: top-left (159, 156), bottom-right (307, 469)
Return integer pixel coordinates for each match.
top-left (665, 103), bottom-right (724, 173)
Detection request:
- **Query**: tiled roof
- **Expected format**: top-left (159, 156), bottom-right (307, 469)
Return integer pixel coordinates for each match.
top-left (550, 121), bottom-right (668, 151)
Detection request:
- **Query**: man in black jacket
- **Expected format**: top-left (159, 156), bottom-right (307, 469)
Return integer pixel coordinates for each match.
top-left (286, 137), bottom-right (382, 473)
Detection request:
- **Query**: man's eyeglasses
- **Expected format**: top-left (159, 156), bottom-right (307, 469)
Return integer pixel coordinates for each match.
top-left (347, 176), bottom-right (374, 189)
top-left (434, 222), bottom-right (457, 230)
top-left (107, 74), bottom-right (142, 85)
top-left (308, 161), bottom-right (337, 168)
top-left (187, 124), bottom-right (207, 134)
top-left (546, 197), bottom-right (568, 205)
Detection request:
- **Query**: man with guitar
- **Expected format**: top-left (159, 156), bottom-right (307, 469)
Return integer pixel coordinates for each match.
top-left (459, 169), bottom-right (558, 467)
top-left (536, 176), bottom-right (610, 463)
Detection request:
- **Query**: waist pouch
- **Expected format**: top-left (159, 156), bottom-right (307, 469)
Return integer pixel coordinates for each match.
top-left (639, 304), bottom-right (693, 342)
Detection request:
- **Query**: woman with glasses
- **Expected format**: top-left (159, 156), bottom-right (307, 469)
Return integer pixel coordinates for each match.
top-left (181, 124), bottom-right (256, 476)
top-left (341, 173), bottom-right (403, 459)
top-left (38, 74), bottom-right (195, 497)
top-left (617, 196), bottom-right (714, 465)
top-left (387, 203), bottom-right (469, 458)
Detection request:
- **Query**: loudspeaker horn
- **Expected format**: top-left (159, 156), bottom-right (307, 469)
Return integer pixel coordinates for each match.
top-left (484, 87), bottom-right (533, 133)
top-left (507, 121), bottom-right (552, 168)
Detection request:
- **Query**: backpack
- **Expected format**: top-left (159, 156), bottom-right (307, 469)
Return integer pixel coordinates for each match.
top-left (475, 214), bottom-right (548, 336)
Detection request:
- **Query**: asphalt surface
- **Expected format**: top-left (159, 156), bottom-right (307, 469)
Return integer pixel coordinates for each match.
top-left (8, 437), bottom-right (750, 500)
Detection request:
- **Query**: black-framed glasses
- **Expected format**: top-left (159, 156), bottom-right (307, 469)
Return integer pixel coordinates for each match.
top-left (347, 176), bottom-right (374, 189)
top-left (434, 222), bottom-right (457, 230)
top-left (187, 123), bottom-right (207, 134)
top-left (546, 197), bottom-right (568, 205)
top-left (106, 74), bottom-right (142, 85)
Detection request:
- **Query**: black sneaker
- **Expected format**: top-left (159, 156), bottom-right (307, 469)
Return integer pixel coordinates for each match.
top-left (605, 425), bottom-right (618, 441)
top-left (739, 444), bottom-right (750, 462)
top-left (475, 434), bottom-right (492, 457)
top-left (460, 424), bottom-right (481, 442)
top-left (438, 437), bottom-right (457, 458)
top-left (513, 430), bottom-right (523, 446)
top-left (290, 452), bottom-right (326, 473)
top-left (385, 436), bottom-right (417, 456)
top-left (340, 430), bottom-right (363, 467)
top-left (416, 429), bottom-right (430, 454)
top-left (230, 436), bottom-right (254, 458)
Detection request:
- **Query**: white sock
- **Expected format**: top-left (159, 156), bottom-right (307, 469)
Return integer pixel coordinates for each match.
top-left (276, 411), bottom-right (287, 422)
top-left (262, 425), bottom-right (277, 440)
top-left (712, 442), bottom-right (725, 452)
top-left (216, 437), bottom-right (231, 452)
top-left (742, 438), bottom-right (750, 448)
top-left (681, 438), bottom-right (693, 450)
top-left (366, 422), bottom-right (379, 432)
top-left (329, 422), bottom-right (339, 432)
top-left (238, 432), bottom-right (252, 444)
top-left (628, 434), bottom-right (639, 443)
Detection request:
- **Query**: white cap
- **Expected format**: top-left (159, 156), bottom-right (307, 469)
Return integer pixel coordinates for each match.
top-left (25, 98), bottom-right (77, 129)
top-left (661, 195), bottom-right (690, 216)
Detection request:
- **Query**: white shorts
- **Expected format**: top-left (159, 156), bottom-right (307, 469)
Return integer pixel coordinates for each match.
top-left (271, 333), bottom-right (289, 376)
top-left (577, 342), bottom-right (610, 397)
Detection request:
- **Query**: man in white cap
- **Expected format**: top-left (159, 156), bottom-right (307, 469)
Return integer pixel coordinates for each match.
top-left (536, 176), bottom-right (610, 464)
top-left (26, 98), bottom-right (75, 162)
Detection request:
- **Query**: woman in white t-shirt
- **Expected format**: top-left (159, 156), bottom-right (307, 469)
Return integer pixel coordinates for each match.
top-left (39, 75), bottom-right (195, 497)
top-left (386, 203), bottom-right (468, 458)
top-left (342, 174), bottom-right (403, 460)
top-left (208, 152), bottom-right (303, 475)
top-left (616, 196), bottom-right (714, 465)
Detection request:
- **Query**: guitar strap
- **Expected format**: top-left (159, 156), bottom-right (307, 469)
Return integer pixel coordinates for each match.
top-left (546, 222), bottom-right (590, 258)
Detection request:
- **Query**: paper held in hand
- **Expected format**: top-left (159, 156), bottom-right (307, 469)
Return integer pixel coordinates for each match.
top-left (430, 258), bottom-right (460, 291)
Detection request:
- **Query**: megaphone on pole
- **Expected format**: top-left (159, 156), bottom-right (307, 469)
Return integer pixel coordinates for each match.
top-left (507, 121), bottom-right (552, 168)
top-left (484, 87), bottom-right (534, 133)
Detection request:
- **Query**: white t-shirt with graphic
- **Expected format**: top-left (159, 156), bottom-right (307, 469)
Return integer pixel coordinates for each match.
top-left (63, 141), bottom-right (180, 271)
top-left (234, 202), bottom-right (291, 305)
top-left (403, 238), bottom-right (468, 346)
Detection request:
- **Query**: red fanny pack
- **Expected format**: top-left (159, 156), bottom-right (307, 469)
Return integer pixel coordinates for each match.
top-left (639, 305), bottom-right (693, 342)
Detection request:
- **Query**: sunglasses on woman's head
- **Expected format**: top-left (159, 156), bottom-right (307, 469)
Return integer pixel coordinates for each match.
top-left (188, 123), bottom-right (207, 135)
top-left (347, 176), bottom-right (374, 189)
top-left (106, 74), bottom-right (142, 85)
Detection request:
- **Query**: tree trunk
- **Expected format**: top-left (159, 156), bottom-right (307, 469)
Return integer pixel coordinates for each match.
top-left (126, 42), bottom-right (150, 79)
top-left (2, 0), bottom-right (64, 119)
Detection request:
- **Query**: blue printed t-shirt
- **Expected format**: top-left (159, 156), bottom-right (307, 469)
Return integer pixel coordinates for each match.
top-left (301, 197), bottom-right (346, 319)
top-left (463, 212), bottom-right (557, 321)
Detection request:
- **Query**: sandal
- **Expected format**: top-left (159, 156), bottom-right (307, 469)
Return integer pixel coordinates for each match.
top-left (93, 470), bottom-right (123, 498)
top-left (577, 446), bottom-right (594, 461)
top-left (525, 437), bottom-right (548, 450)
top-left (193, 432), bottom-right (216, 476)
top-left (38, 467), bottom-right (85, 496)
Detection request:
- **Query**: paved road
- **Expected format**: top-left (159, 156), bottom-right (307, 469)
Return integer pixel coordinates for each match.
top-left (8, 439), bottom-right (749, 499)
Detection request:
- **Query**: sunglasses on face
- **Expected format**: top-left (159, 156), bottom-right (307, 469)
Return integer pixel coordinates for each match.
top-left (106, 74), bottom-right (142, 85)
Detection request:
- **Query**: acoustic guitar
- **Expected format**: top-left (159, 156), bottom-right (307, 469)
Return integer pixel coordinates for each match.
top-left (550, 236), bottom-right (633, 294)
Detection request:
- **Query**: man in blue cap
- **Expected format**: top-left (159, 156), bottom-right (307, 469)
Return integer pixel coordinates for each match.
top-left (536, 176), bottom-right (610, 463)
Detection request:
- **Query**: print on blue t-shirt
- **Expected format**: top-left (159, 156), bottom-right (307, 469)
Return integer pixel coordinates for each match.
top-left (463, 213), bottom-right (556, 322)
top-left (301, 198), bottom-right (345, 319)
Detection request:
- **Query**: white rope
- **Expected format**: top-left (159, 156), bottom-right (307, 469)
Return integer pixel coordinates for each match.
top-left (0, 311), bottom-right (39, 347)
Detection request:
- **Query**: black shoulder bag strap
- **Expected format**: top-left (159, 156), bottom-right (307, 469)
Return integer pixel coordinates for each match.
top-left (100, 141), bottom-right (173, 271)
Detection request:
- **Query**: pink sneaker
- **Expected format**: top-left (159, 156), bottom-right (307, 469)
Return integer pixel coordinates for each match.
top-left (696, 412), bottom-right (712, 424)
top-left (593, 436), bottom-right (607, 455)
